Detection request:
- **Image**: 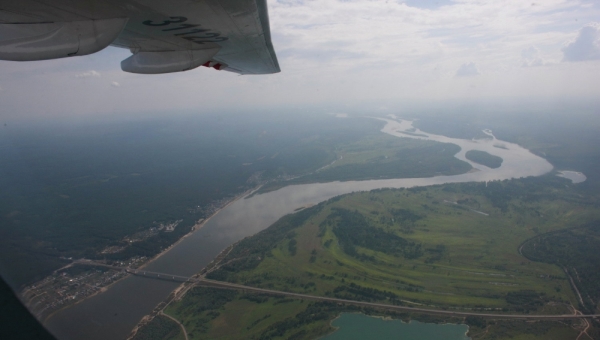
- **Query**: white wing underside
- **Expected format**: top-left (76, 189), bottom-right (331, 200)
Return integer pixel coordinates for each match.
top-left (0, 0), bottom-right (280, 74)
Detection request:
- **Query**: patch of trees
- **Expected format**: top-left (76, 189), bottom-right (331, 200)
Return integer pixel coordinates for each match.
top-left (457, 197), bottom-right (480, 208)
top-left (241, 293), bottom-right (270, 304)
top-left (441, 175), bottom-right (586, 213)
top-left (505, 290), bottom-right (547, 310)
top-left (465, 150), bottom-right (503, 169)
top-left (168, 287), bottom-right (237, 335)
top-left (483, 320), bottom-right (566, 339)
top-left (329, 208), bottom-right (423, 260)
top-left (332, 283), bottom-right (399, 303)
top-left (257, 302), bottom-right (341, 339)
top-left (521, 221), bottom-right (600, 313)
top-left (246, 314), bottom-right (272, 330)
top-left (465, 316), bottom-right (486, 329)
top-left (389, 208), bottom-right (423, 224)
top-left (425, 244), bottom-right (446, 263)
top-left (288, 234), bottom-right (298, 256)
top-left (131, 315), bottom-right (181, 340)
top-left (175, 287), bottom-right (237, 315)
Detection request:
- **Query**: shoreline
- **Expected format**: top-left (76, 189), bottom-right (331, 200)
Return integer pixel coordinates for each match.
top-left (126, 233), bottom-right (243, 339)
top-left (138, 185), bottom-right (261, 271)
top-left (40, 185), bottom-right (261, 326)
top-left (41, 270), bottom-right (128, 323)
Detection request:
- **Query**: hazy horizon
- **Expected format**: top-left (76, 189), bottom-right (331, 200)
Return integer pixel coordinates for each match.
top-left (1, 0), bottom-right (599, 121)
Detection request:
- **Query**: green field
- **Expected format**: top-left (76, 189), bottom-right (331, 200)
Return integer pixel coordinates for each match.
top-left (153, 176), bottom-right (600, 339)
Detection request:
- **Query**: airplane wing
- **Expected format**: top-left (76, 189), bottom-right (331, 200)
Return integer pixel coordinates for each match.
top-left (0, 0), bottom-right (280, 74)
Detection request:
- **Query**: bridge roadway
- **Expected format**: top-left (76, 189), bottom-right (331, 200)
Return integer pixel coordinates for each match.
top-left (73, 260), bottom-right (600, 320)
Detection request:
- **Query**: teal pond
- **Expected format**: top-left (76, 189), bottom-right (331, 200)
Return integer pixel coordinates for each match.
top-left (322, 313), bottom-right (470, 340)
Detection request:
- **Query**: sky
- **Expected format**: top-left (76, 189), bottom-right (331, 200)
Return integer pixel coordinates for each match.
top-left (1, 0), bottom-right (600, 120)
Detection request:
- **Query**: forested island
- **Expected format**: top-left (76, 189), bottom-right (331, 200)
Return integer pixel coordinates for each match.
top-left (465, 150), bottom-right (503, 169)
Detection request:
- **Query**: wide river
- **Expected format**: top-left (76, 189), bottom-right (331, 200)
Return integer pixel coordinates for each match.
top-left (45, 118), bottom-right (553, 340)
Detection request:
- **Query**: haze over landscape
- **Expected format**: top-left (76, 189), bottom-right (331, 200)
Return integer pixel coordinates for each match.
top-left (1, 0), bottom-right (600, 119)
top-left (1, 1), bottom-right (600, 340)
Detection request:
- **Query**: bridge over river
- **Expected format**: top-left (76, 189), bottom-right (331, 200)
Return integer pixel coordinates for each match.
top-left (73, 260), bottom-right (600, 321)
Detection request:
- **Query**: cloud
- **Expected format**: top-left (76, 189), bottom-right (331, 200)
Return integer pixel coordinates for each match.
top-left (3, 1), bottom-right (600, 119)
top-left (110, 81), bottom-right (120, 87)
top-left (75, 70), bottom-right (101, 78)
top-left (562, 23), bottom-right (600, 62)
top-left (521, 46), bottom-right (544, 67)
top-left (455, 62), bottom-right (479, 77)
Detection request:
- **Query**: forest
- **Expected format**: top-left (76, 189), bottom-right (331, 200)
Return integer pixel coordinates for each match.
top-left (521, 221), bottom-right (600, 313)
top-left (258, 135), bottom-right (472, 193)
top-left (0, 113), bottom-right (387, 287)
top-left (465, 150), bottom-right (503, 169)
top-left (328, 208), bottom-right (423, 260)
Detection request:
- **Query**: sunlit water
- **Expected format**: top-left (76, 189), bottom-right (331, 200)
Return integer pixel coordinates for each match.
top-left (556, 170), bottom-right (586, 183)
top-left (45, 118), bottom-right (553, 340)
top-left (321, 313), bottom-right (470, 340)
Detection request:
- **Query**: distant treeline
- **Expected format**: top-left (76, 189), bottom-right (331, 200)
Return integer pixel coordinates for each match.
top-left (414, 110), bottom-right (600, 192)
top-left (0, 114), bottom-right (387, 287)
top-left (271, 142), bottom-right (471, 188)
top-left (521, 221), bottom-right (600, 313)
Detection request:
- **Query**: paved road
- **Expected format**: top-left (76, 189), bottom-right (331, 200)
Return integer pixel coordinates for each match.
top-left (74, 260), bottom-right (600, 320)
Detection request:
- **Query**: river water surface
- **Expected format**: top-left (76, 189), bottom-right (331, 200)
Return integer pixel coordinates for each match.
top-left (45, 118), bottom-right (553, 340)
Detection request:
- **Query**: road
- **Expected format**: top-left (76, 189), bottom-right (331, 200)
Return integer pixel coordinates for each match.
top-left (74, 259), bottom-right (600, 321)
top-left (73, 260), bottom-right (190, 282)
top-left (159, 312), bottom-right (188, 340)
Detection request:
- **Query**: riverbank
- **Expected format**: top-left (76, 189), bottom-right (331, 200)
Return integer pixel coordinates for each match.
top-left (127, 239), bottom-right (241, 339)
top-left (37, 186), bottom-right (260, 326)
top-left (39, 269), bottom-right (128, 323)
top-left (136, 185), bottom-right (260, 272)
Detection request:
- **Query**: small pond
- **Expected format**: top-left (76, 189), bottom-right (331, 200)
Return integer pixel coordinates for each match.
top-left (556, 171), bottom-right (587, 183)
